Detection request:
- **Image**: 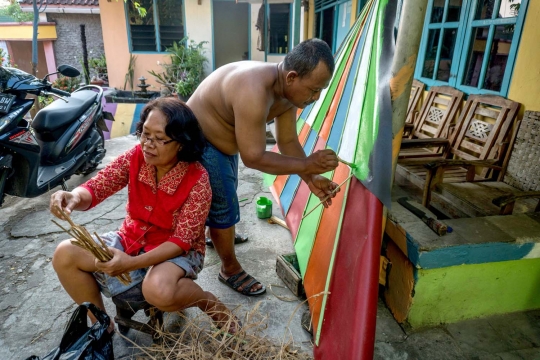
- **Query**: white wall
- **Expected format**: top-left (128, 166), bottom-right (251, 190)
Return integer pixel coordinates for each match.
top-left (267, 54), bottom-right (286, 63)
top-left (213, 1), bottom-right (249, 69)
top-left (185, 1), bottom-right (214, 74)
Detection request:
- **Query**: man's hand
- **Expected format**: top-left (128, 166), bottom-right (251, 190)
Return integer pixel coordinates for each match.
top-left (307, 175), bottom-right (339, 208)
top-left (304, 149), bottom-right (339, 174)
top-left (95, 248), bottom-right (133, 277)
top-left (50, 191), bottom-right (81, 219)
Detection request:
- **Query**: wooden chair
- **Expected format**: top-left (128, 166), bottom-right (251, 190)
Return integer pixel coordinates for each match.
top-left (403, 79), bottom-right (425, 137)
top-left (395, 94), bottom-right (520, 208)
top-left (423, 110), bottom-right (540, 218)
top-left (399, 86), bottom-right (464, 160)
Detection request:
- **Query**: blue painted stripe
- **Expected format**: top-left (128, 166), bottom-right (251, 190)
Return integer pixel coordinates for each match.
top-left (280, 129), bottom-right (318, 214)
top-left (327, 5), bottom-right (371, 151)
top-left (404, 232), bottom-right (536, 269)
top-left (299, 103), bottom-right (314, 122)
top-left (130, 103), bottom-right (145, 134)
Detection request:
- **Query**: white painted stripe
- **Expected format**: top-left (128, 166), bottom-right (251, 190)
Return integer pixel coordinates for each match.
top-left (337, 1), bottom-right (378, 163)
top-left (304, 39), bottom-right (349, 127)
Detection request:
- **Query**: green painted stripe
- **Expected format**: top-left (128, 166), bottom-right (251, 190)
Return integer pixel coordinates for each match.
top-left (351, 0), bottom-right (388, 181)
top-left (407, 258), bottom-right (540, 328)
top-left (294, 170), bottom-right (333, 277)
top-left (296, 117), bottom-right (305, 134)
top-left (315, 171), bottom-right (352, 345)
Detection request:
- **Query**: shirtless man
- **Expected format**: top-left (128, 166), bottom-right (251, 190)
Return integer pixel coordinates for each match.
top-left (187, 38), bottom-right (339, 296)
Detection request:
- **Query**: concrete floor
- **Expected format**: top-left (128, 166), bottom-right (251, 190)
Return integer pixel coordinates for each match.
top-left (1, 135), bottom-right (540, 359)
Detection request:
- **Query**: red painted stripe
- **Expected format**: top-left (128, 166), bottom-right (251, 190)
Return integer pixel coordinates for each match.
top-left (314, 178), bottom-right (383, 359)
top-left (269, 184), bottom-right (282, 213)
top-left (303, 163), bottom-right (350, 334)
top-left (285, 137), bottom-right (327, 241)
top-left (285, 181), bottom-right (310, 241)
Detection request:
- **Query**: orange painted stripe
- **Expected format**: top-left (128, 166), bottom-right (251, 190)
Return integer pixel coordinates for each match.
top-left (297, 108), bottom-right (303, 118)
top-left (303, 163), bottom-right (350, 334)
top-left (272, 123), bottom-right (311, 197)
top-left (297, 122), bottom-right (310, 146)
top-left (319, 29), bottom-right (362, 142)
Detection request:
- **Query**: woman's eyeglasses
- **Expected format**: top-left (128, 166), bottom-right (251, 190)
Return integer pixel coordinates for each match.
top-left (136, 131), bottom-right (175, 147)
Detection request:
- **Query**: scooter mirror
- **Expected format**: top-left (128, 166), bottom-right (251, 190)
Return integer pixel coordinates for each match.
top-left (57, 65), bottom-right (80, 78)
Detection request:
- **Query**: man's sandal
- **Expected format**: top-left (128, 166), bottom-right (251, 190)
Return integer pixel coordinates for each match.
top-left (218, 270), bottom-right (266, 296)
top-left (206, 233), bottom-right (249, 248)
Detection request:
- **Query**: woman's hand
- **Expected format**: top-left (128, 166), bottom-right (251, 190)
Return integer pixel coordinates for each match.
top-left (95, 248), bottom-right (134, 277)
top-left (49, 190), bottom-right (82, 219)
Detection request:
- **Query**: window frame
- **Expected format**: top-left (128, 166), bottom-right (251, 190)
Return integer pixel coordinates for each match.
top-left (414, 0), bottom-right (529, 96)
top-left (125, 0), bottom-right (186, 54)
top-left (267, 2), bottom-right (292, 56)
top-left (314, 0), bottom-right (352, 53)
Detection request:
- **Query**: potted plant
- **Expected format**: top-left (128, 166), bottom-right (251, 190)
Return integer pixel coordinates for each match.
top-left (148, 37), bottom-right (208, 101)
top-left (88, 54), bottom-right (108, 85)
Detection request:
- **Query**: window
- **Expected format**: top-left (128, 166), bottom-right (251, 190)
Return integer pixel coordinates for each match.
top-left (268, 4), bottom-right (291, 54)
top-left (269, 4), bottom-right (291, 54)
top-left (415, 0), bottom-right (528, 96)
top-left (314, 0), bottom-right (352, 53)
top-left (127, 0), bottom-right (185, 53)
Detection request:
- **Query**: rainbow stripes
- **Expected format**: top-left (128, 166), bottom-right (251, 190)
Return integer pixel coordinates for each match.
top-left (100, 96), bottom-right (145, 140)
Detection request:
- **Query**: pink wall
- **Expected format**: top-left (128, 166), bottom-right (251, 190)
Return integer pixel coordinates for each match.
top-left (98, 0), bottom-right (170, 91)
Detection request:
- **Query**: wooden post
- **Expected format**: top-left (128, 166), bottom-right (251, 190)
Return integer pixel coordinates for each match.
top-left (390, 0), bottom-right (429, 175)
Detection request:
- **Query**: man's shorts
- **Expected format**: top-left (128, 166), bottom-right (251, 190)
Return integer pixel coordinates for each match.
top-left (199, 141), bottom-right (240, 229)
top-left (92, 231), bottom-right (204, 298)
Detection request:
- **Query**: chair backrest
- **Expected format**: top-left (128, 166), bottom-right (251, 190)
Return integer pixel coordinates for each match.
top-left (412, 85), bottom-right (464, 140)
top-left (447, 94), bottom-right (520, 178)
top-left (406, 79), bottom-right (425, 125)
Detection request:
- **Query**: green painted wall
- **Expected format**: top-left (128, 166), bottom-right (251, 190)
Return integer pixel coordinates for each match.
top-left (407, 258), bottom-right (540, 328)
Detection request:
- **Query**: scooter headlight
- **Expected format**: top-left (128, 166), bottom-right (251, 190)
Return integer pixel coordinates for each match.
top-left (0, 107), bottom-right (24, 132)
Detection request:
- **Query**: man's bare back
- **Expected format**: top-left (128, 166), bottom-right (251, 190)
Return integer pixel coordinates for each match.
top-left (188, 61), bottom-right (291, 156)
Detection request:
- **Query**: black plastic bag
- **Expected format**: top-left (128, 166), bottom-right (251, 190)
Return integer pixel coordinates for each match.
top-left (26, 302), bottom-right (113, 360)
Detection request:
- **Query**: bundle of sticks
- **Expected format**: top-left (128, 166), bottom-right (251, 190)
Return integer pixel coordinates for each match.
top-left (52, 205), bottom-right (132, 285)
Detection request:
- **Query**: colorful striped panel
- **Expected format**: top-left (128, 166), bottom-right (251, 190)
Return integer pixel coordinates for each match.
top-left (271, 121), bottom-right (312, 198)
top-left (303, 163), bottom-right (350, 337)
top-left (319, 28), bottom-right (363, 142)
top-left (314, 179), bottom-right (383, 354)
top-left (279, 129), bottom-right (318, 214)
top-left (326, 8), bottom-right (375, 152)
top-left (292, 136), bottom-right (329, 272)
top-left (310, 29), bottom-right (359, 134)
top-left (285, 180), bottom-right (311, 241)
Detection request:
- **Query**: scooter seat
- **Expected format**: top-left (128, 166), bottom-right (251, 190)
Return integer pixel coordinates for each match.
top-left (32, 90), bottom-right (97, 134)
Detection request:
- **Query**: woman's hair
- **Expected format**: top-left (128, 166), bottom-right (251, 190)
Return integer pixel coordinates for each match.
top-left (136, 97), bottom-right (206, 162)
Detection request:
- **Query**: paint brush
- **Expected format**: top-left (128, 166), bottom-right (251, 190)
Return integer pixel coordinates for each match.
top-left (301, 173), bottom-right (354, 220)
top-left (338, 156), bottom-right (357, 169)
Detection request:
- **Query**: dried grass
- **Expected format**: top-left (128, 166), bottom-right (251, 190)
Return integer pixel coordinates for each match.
top-left (120, 300), bottom-right (317, 360)
top-left (51, 206), bottom-right (132, 285)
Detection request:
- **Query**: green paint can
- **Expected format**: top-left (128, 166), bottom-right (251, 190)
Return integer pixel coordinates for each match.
top-left (256, 197), bottom-right (272, 219)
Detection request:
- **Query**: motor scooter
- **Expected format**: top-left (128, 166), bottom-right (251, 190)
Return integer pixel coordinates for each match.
top-left (0, 64), bottom-right (113, 206)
